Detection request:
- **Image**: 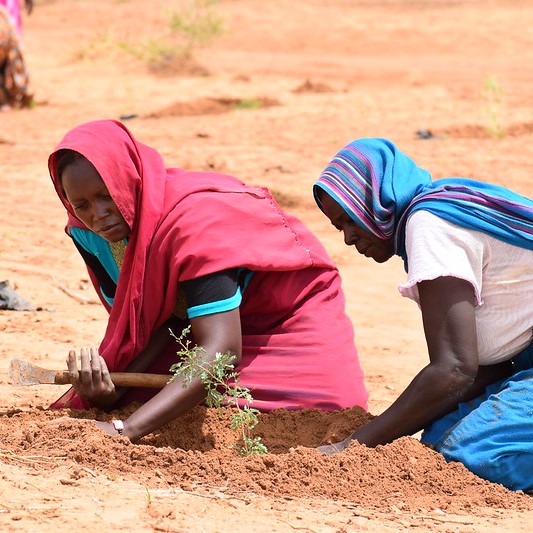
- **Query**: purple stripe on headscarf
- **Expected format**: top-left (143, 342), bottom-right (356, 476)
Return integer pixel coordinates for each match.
top-left (314, 138), bottom-right (533, 266)
top-left (314, 138), bottom-right (430, 241)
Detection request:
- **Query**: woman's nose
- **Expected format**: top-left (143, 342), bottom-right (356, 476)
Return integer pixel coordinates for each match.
top-left (92, 199), bottom-right (109, 220)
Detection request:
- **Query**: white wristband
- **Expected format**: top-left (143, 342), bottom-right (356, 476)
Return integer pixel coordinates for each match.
top-left (111, 419), bottom-right (124, 435)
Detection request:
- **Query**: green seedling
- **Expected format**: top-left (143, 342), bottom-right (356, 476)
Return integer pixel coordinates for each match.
top-left (169, 326), bottom-right (267, 456)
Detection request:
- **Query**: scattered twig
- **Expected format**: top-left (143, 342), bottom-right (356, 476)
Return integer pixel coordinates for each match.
top-left (56, 284), bottom-right (98, 305)
top-left (419, 514), bottom-right (475, 525)
top-left (80, 466), bottom-right (99, 478)
top-left (281, 521), bottom-right (319, 532)
top-left (26, 435), bottom-right (81, 451)
top-left (0, 449), bottom-right (67, 465)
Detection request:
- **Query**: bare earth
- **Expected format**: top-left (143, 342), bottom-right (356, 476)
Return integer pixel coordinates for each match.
top-left (1, 1), bottom-right (532, 531)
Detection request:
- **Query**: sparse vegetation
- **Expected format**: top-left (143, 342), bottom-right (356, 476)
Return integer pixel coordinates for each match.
top-left (73, 1), bottom-right (224, 70)
top-left (233, 98), bottom-right (263, 110)
top-left (117, 38), bottom-right (178, 67)
top-left (144, 486), bottom-right (152, 504)
top-left (482, 76), bottom-right (505, 139)
top-left (168, 0), bottom-right (224, 57)
top-left (72, 30), bottom-right (118, 61)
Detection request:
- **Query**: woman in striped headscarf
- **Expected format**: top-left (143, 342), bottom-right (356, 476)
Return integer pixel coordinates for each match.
top-left (313, 138), bottom-right (533, 492)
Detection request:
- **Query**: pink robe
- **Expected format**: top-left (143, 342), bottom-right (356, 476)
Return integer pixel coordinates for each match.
top-left (48, 120), bottom-right (368, 412)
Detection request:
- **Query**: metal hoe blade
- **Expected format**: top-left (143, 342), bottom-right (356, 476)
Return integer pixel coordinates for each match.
top-left (9, 358), bottom-right (57, 386)
top-left (8, 358), bottom-right (171, 388)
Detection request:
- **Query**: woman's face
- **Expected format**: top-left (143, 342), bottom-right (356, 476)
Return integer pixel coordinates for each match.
top-left (319, 191), bottom-right (394, 263)
top-left (60, 157), bottom-right (130, 243)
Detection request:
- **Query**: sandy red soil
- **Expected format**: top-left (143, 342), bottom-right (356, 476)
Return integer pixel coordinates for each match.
top-left (1, 1), bottom-right (532, 531)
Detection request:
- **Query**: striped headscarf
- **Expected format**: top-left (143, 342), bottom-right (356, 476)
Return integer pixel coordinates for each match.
top-left (314, 138), bottom-right (533, 265)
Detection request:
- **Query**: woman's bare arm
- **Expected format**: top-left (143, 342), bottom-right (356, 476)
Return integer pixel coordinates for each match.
top-left (118, 308), bottom-right (242, 441)
top-left (326, 276), bottom-right (482, 451)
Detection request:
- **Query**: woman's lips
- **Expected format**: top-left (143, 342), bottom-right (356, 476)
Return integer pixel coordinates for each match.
top-left (98, 223), bottom-right (120, 238)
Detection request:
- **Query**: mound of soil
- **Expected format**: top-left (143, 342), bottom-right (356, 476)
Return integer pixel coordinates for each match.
top-left (426, 122), bottom-right (533, 139)
top-left (147, 96), bottom-right (280, 118)
top-left (1, 406), bottom-right (530, 516)
top-left (292, 79), bottom-right (335, 93)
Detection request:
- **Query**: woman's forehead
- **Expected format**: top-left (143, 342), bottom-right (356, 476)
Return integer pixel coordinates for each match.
top-left (61, 157), bottom-right (106, 192)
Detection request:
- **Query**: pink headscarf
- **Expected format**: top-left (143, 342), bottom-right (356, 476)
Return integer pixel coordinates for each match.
top-left (48, 120), bottom-right (332, 409)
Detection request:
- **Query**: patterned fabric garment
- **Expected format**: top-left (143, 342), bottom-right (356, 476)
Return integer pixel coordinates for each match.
top-left (0, 6), bottom-right (31, 108)
top-left (0, 0), bottom-right (22, 35)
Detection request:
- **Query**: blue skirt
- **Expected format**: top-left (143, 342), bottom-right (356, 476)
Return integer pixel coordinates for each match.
top-left (421, 345), bottom-right (533, 492)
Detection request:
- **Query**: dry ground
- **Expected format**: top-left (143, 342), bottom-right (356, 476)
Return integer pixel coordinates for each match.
top-left (1, 1), bottom-right (532, 531)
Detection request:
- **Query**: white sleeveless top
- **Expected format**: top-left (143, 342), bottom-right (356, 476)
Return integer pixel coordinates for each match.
top-left (399, 210), bottom-right (533, 364)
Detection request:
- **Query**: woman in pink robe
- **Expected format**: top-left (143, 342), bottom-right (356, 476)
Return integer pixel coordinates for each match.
top-left (48, 120), bottom-right (367, 441)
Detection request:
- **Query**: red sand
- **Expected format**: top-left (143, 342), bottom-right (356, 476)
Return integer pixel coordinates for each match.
top-left (1, 1), bottom-right (532, 531)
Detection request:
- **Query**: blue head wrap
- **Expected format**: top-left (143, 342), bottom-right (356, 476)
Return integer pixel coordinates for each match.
top-left (314, 138), bottom-right (533, 267)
